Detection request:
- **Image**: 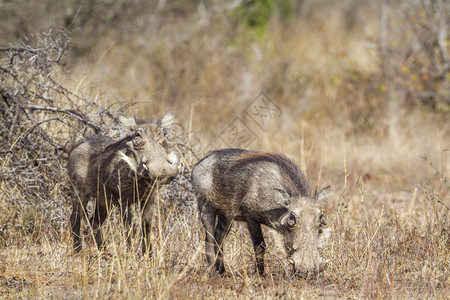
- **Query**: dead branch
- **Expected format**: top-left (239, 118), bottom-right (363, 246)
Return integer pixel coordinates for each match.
top-left (419, 155), bottom-right (450, 190)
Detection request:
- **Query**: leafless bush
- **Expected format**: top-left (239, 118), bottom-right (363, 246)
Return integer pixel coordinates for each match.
top-left (0, 29), bottom-right (195, 246)
top-left (0, 30), bottom-right (135, 244)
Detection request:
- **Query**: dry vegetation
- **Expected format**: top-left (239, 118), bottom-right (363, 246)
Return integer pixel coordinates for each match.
top-left (0, 0), bottom-right (449, 298)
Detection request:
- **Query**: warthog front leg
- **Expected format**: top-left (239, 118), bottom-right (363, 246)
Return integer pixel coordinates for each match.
top-left (213, 213), bottom-right (232, 275)
top-left (141, 200), bottom-right (155, 254)
top-left (70, 198), bottom-right (83, 253)
top-left (119, 202), bottom-right (134, 249)
top-left (199, 201), bottom-right (218, 272)
top-left (246, 218), bottom-right (266, 276)
top-left (90, 203), bottom-right (108, 250)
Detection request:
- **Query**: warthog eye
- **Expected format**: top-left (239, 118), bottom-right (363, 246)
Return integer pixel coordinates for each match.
top-left (134, 128), bottom-right (145, 138)
top-left (281, 211), bottom-right (298, 228)
top-left (319, 213), bottom-right (327, 226)
top-left (164, 129), bottom-right (175, 141)
top-left (132, 138), bottom-right (145, 150)
top-left (286, 246), bottom-right (295, 256)
top-left (160, 139), bottom-right (169, 148)
top-left (287, 212), bottom-right (297, 227)
top-left (132, 129), bottom-right (144, 145)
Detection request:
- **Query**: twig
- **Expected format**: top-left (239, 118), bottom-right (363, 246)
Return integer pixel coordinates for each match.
top-left (175, 143), bottom-right (199, 162)
top-left (0, 90), bottom-right (103, 134)
top-left (419, 155), bottom-right (450, 190)
top-left (0, 46), bottom-right (50, 54)
top-left (417, 185), bottom-right (450, 211)
top-left (67, 0), bottom-right (87, 28)
top-left (26, 104), bottom-right (103, 133)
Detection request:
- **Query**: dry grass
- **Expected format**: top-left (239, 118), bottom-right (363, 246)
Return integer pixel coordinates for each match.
top-left (1, 1), bottom-right (449, 299)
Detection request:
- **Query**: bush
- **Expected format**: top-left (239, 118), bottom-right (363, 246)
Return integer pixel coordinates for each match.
top-left (0, 30), bottom-right (130, 244)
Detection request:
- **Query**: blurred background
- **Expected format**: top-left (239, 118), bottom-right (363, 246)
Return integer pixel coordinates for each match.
top-left (2, 0), bottom-right (448, 178)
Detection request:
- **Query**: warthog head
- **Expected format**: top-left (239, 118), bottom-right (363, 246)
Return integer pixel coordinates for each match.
top-left (275, 186), bottom-right (331, 277)
top-left (118, 112), bottom-right (179, 183)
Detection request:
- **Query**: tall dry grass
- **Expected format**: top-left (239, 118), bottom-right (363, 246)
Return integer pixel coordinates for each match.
top-left (1, 0), bottom-right (449, 298)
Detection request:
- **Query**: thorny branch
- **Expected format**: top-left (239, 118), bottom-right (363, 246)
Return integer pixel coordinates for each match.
top-left (0, 29), bottom-right (195, 219)
top-left (0, 30), bottom-right (131, 204)
top-left (417, 186), bottom-right (450, 212)
top-left (419, 155), bottom-right (450, 212)
top-left (419, 155), bottom-right (450, 190)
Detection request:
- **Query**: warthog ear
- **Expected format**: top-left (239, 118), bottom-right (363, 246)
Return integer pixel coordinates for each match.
top-left (314, 186), bottom-right (330, 204)
top-left (159, 111), bottom-right (175, 130)
top-left (280, 211), bottom-right (298, 228)
top-left (319, 212), bottom-right (327, 226)
top-left (118, 115), bottom-right (137, 130)
top-left (158, 112), bottom-right (178, 144)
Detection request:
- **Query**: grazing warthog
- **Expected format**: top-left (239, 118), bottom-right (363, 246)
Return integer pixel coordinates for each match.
top-left (192, 149), bottom-right (330, 277)
top-left (68, 112), bottom-right (179, 253)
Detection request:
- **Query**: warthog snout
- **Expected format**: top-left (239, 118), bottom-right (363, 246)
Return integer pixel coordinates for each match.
top-left (154, 151), bottom-right (180, 183)
top-left (288, 249), bottom-right (330, 278)
top-left (136, 150), bottom-right (179, 183)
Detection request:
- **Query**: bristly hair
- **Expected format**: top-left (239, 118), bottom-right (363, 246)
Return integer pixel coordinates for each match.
top-left (233, 151), bottom-right (311, 197)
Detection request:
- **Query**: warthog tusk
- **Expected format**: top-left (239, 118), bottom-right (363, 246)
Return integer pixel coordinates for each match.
top-left (288, 259), bottom-right (295, 265)
top-left (168, 152), bottom-right (178, 165)
top-left (143, 163), bottom-right (149, 171)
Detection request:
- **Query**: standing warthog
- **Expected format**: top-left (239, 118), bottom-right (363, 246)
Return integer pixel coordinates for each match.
top-left (68, 112), bottom-right (179, 253)
top-left (192, 149), bottom-right (330, 277)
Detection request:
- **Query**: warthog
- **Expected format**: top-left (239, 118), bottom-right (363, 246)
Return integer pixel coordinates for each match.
top-left (192, 149), bottom-right (330, 277)
top-left (68, 112), bottom-right (179, 253)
